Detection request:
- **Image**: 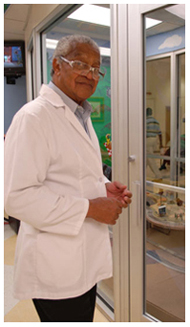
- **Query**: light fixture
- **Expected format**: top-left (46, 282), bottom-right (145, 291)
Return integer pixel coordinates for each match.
top-left (99, 47), bottom-right (110, 57)
top-left (68, 5), bottom-right (110, 27)
top-left (46, 39), bottom-right (58, 49)
top-left (146, 17), bottom-right (162, 29)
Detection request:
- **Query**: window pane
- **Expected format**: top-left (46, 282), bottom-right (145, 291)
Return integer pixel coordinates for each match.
top-left (178, 54), bottom-right (185, 187)
top-left (144, 5), bottom-right (185, 322)
top-left (146, 57), bottom-right (170, 183)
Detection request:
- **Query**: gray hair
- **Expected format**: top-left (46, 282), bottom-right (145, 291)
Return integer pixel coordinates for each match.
top-left (51, 34), bottom-right (100, 76)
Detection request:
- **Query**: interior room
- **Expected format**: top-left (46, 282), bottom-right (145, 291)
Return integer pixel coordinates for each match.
top-left (4, 3), bottom-right (186, 323)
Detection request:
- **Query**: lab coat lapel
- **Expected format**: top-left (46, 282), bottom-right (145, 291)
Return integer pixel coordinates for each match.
top-left (64, 105), bottom-right (102, 164)
top-left (40, 84), bottom-right (101, 159)
top-left (87, 118), bottom-right (102, 161)
top-left (64, 105), bottom-right (96, 150)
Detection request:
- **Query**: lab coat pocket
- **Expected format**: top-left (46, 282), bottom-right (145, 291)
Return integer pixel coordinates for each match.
top-left (36, 232), bottom-right (84, 289)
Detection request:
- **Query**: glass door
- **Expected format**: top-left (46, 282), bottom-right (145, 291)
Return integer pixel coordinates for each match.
top-left (35, 3), bottom-right (186, 322)
top-left (40, 4), bottom-right (114, 320)
top-left (127, 4), bottom-right (185, 322)
top-left (144, 6), bottom-right (185, 322)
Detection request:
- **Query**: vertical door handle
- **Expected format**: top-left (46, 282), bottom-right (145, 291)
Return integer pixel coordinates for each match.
top-left (132, 181), bottom-right (141, 226)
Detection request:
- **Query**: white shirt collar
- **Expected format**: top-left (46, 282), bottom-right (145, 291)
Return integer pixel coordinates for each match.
top-left (48, 81), bottom-right (92, 116)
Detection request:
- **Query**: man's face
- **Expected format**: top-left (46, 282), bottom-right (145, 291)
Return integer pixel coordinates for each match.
top-left (53, 43), bottom-right (100, 105)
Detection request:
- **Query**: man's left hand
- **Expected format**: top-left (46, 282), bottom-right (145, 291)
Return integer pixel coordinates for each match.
top-left (105, 181), bottom-right (132, 208)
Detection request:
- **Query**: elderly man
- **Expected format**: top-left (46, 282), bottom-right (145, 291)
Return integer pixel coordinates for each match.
top-left (4, 35), bottom-right (132, 322)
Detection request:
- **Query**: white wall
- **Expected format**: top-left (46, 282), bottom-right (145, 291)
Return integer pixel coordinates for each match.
top-left (4, 76), bottom-right (27, 134)
top-left (24, 4), bottom-right (60, 100)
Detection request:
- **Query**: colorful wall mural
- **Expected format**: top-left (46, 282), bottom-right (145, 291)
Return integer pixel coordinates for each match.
top-left (88, 57), bottom-right (111, 167)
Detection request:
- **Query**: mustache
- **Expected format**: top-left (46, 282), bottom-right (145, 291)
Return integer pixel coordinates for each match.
top-left (76, 77), bottom-right (95, 86)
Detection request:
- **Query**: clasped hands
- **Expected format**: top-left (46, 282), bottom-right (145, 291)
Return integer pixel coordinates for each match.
top-left (87, 181), bottom-right (132, 225)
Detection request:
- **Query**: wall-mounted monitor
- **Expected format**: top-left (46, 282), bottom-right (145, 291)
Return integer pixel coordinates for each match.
top-left (4, 40), bottom-right (25, 77)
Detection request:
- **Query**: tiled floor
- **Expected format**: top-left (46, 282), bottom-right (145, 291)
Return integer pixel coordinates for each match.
top-left (4, 222), bottom-right (109, 322)
top-left (4, 220), bottom-right (185, 322)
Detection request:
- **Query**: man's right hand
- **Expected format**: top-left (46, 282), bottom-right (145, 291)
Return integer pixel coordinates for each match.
top-left (86, 197), bottom-right (124, 225)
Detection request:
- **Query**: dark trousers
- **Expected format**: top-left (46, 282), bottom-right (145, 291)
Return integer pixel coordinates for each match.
top-left (32, 284), bottom-right (97, 322)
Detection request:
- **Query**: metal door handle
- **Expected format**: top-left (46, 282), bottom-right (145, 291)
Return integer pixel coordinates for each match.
top-left (132, 181), bottom-right (141, 226)
top-left (129, 155), bottom-right (136, 162)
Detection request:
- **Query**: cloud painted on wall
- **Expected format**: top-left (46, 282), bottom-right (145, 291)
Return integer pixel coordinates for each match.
top-left (158, 34), bottom-right (182, 50)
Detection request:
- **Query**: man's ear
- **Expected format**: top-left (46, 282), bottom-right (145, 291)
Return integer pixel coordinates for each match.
top-left (52, 58), bottom-right (61, 76)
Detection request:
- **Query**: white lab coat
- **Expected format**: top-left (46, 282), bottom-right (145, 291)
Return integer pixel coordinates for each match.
top-left (4, 84), bottom-right (112, 300)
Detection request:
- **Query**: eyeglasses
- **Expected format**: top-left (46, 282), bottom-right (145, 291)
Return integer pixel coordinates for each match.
top-left (59, 56), bottom-right (105, 81)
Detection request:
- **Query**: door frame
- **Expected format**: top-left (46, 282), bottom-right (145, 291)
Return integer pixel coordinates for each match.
top-left (26, 3), bottom-right (182, 322)
top-left (110, 4), bottom-right (168, 322)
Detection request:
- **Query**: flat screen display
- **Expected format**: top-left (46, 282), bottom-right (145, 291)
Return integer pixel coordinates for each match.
top-left (4, 45), bottom-right (24, 68)
top-left (4, 41), bottom-right (25, 76)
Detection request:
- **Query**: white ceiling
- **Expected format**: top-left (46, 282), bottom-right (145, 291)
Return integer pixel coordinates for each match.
top-left (4, 4), bottom-right (185, 41)
top-left (4, 4), bottom-right (31, 41)
top-left (146, 6), bottom-right (185, 37)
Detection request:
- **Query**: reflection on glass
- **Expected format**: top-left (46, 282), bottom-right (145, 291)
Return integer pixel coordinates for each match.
top-left (145, 5), bottom-right (185, 322)
top-left (43, 4), bottom-right (114, 314)
top-left (146, 183), bottom-right (185, 321)
top-left (178, 54), bottom-right (185, 187)
top-left (146, 58), bottom-right (170, 183)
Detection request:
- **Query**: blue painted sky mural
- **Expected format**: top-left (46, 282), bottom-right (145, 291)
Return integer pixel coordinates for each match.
top-left (146, 26), bottom-right (185, 57)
